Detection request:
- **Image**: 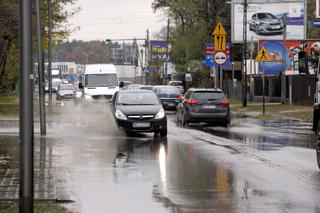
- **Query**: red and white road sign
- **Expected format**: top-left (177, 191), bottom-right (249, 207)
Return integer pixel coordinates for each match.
top-left (214, 51), bottom-right (227, 65)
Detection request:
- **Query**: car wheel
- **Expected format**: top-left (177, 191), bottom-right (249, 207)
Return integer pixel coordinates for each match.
top-left (160, 128), bottom-right (167, 137)
top-left (316, 120), bottom-right (320, 169)
top-left (222, 120), bottom-right (230, 128)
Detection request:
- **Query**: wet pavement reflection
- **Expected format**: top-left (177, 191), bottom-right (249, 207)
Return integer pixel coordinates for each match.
top-left (0, 101), bottom-right (320, 212)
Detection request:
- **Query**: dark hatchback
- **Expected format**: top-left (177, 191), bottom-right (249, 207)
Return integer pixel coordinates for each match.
top-left (153, 86), bottom-right (183, 110)
top-left (111, 90), bottom-right (167, 137)
top-left (176, 88), bottom-right (230, 127)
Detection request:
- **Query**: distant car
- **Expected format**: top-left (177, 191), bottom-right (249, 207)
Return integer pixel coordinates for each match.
top-left (62, 79), bottom-right (69, 84)
top-left (45, 79), bottom-right (62, 93)
top-left (168, 80), bottom-right (184, 94)
top-left (153, 85), bottom-right (183, 110)
top-left (248, 13), bottom-right (284, 35)
top-left (111, 90), bottom-right (167, 137)
top-left (176, 88), bottom-right (230, 127)
top-left (56, 83), bottom-right (75, 100)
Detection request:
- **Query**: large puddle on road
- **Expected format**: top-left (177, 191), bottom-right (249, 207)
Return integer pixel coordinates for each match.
top-left (0, 102), bottom-right (319, 212)
top-left (188, 117), bottom-right (316, 151)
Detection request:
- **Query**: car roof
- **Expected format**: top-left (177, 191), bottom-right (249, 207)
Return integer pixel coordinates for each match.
top-left (119, 89), bottom-right (154, 93)
top-left (188, 88), bottom-right (223, 92)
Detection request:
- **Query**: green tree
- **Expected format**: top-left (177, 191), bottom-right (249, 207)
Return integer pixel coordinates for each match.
top-left (0, 0), bottom-right (78, 92)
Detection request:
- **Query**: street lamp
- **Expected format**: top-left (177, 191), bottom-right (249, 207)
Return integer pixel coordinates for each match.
top-left (242, 0), bottom-right (248, 107)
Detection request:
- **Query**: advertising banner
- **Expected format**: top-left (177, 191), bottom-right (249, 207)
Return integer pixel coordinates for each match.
top-left (232, 1), bottom-right (306, 42)
top-left (150, 41), bottom-right (170, 62)
top-left (259, 40), bottom-right (320, 75)
top-left (204, 42), bottom-right (230, 68)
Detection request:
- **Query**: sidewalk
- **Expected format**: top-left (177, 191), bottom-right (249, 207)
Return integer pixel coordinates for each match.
top-left (231, 102), bottom-right (313, 122)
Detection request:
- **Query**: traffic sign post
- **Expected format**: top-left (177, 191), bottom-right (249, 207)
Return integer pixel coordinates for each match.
top-left (256, 47), bottom-right (272, 114)
top-left (211, 22), bottom-right (227, 89)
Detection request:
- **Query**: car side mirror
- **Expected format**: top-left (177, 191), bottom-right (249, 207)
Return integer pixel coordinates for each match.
top-left (79, 82), bottom-right (84, 89)
top-left (119, 81), bottom-right (124, 88)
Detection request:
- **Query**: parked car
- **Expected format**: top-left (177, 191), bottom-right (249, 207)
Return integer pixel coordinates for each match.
top-left (56, 83), bottom-right (76, 100)
top-left (248, 12), bottom-right (284, 35)
top-left (111, 90), bottom-right (167, 137)
top-left (168, 80), bottom-right (184, 94)
top-left (153, 85), bottom-right (183, 110)
top-left (176, 88), bottom-right (230, 127)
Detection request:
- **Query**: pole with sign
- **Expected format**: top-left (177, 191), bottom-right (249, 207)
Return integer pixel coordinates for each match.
top-left (212, 22), bottom-right (227, 89)
top-left (256, 47), bottom-right (272, 114)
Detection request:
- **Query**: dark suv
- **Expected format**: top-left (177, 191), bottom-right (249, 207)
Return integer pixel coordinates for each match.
top-left (176, 88), bottom-right (230, 127)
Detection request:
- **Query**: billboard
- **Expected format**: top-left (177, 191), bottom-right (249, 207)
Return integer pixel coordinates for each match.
top-left (259, 40), bottom-right (320, 75)
top-left (232, 1), bottom-right (306, 42)
top-left (150, 41), bottom-right (171, 62)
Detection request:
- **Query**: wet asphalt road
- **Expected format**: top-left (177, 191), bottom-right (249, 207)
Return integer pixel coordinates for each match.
top-left (1, 100), bottom-right (320, 213)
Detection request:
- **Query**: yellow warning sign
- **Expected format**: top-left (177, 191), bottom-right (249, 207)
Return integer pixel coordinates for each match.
top-left (212, 22), bottom-right (227, 35)
top-left (212, 22), bottom-right (227, 51)
top-left (255, 47), bottom-right (271, 62)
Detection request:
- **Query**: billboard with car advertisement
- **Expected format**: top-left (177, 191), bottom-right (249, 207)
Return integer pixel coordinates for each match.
top-left (259, 40), bottom-right (320, 75)
top-left (232, 1), bottom-right (306, 43)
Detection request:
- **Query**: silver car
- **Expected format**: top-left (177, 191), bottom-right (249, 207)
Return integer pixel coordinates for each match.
top-left (249, 13), bottom-right (284, 35)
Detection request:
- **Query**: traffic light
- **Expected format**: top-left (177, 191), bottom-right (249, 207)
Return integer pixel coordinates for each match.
top-left (298, 51), bottom-right (309, 74)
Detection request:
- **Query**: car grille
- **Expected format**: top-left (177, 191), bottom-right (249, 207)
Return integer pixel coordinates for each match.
top-left (128, 115), bottom-right (154, 121)
top-left (92, 95), bottom-right (112, 100)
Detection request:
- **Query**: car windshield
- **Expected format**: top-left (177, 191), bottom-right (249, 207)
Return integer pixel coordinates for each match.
top-left (59, 84), bottom-right (74, 90)
top-left (258, 13), bottom-right (276, 19)
top-left (191, 91), bottom-right (225, 100)
top-left (117, 92), bottom-right (160, 105)
top-left (52, 81), bottom-right (61, 86)
top-left (169, 82), bottom-right (183, 86)
top-left (85, 74), bottom-right (118, 87)
top-left (156, 87), bottom-right (180, 94)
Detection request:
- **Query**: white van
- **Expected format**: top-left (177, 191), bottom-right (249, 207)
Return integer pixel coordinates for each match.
top-left (82, 64), bottom-right (119, 100)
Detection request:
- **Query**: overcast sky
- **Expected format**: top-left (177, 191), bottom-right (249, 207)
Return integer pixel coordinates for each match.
top-left (68, 0), bottom-right (166, 41)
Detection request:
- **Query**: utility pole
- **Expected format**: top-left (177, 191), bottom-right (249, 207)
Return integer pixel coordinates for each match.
top-left (19, 0), bottom-right (34, 211)
top-left (281, 16), bottom-right (288, 104)
top-left (242, 0), bottom-right (248, 107)
top-left (48, 0), bottom-right (53, 113)
top-left (36, 0), bottom-right (46, 136)
top-left (165, 19), bottom-right (170, 84)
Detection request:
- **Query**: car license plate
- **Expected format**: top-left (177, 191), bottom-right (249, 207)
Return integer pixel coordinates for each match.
top-left (271, 26), bottom-right (280, 29)
top-left (203, 104), bottom-right (216, 109)
top-left (132, 122), bottom-right (150, 128)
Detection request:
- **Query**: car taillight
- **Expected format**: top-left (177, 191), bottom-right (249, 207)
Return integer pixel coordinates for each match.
top-left (187, 99), bottom-right (200, 105)
top-left (178, 95), bottom-right (183, 100)
top-left (219, 100), bottom-right (229, 105)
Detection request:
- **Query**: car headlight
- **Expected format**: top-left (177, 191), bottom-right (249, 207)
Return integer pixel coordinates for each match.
top-left (115, 109), bottom-right (127, 120)
top-left (155, 109), bottom-right (165, 120)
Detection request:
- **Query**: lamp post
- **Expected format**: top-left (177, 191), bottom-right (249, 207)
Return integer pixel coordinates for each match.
top-left (242, 0), bottom-right (248, 107)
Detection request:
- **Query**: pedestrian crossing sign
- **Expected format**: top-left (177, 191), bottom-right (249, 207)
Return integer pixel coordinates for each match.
top-left (256, 47), bottom-right (271, 62)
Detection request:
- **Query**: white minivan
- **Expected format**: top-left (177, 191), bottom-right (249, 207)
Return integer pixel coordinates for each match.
top-left (81, 64), bottom-right (119, 100)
